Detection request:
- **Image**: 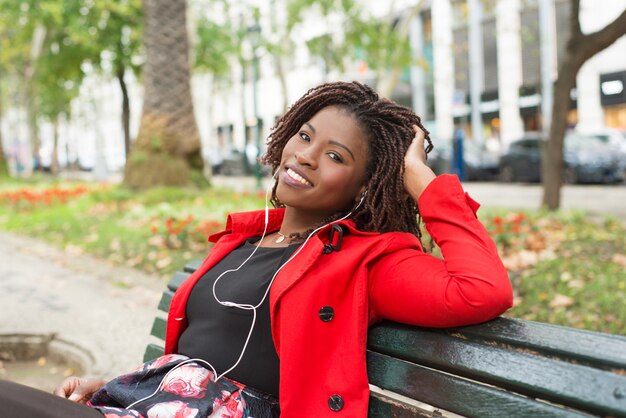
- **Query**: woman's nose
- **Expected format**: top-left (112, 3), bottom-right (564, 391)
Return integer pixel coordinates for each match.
top-left (295, 149), bottom-right (318, 168)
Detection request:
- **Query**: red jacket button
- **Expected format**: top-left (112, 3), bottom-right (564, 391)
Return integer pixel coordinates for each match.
top-left (319, 306), bottom-right (334, 322)
top-left (328, 394), bottom-right (344, 411)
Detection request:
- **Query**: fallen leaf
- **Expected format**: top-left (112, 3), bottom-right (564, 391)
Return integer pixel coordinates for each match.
top-left (156, 256), bottom-right (172, 269)
top-left (567, 279), bottom-right (585, 289)
top-left (612, 254), bottom-right (626, 268)
top-left (549, 294), bottom-right (574, 309)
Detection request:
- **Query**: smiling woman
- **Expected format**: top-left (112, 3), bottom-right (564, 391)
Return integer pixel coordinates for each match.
top-left (2, 82), bottom-right (512, 418)
top-left (275, 106), bottom-right (369, 226)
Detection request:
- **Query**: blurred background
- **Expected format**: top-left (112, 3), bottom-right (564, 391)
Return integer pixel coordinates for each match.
top-left (0, 0), bottom-right (625, 392)
top-left (0, 0), bottom-right (624, 188)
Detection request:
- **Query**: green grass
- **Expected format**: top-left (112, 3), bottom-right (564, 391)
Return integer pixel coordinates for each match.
top-left (0, 179), bottom-right (624, 335)
top-left (477, 210), bottom-right (626, 335)
top-left (0, 180), bottom-right (264, 277)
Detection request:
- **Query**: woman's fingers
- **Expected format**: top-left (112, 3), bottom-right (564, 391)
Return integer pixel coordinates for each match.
top-left (406, 125), bottom-right (427, 163)
top-left (413, 124), bottom-right (425, 143)
top-left (54, 376), bottom-right (105, 403)
top-left (404, 125), bottom-right (437, 200)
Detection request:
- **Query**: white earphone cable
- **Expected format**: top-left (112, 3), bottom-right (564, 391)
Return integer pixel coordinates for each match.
top-left (127, 169), bottom-right (366, 409)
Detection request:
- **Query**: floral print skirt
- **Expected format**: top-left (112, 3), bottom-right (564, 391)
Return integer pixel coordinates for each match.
top-left (87, 354), bottom-right (280, 418)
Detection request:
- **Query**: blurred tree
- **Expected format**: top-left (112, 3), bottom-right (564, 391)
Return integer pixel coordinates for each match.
top-left (87, 0), bottom-right (143, 162)
top-left (542, 1), bottom-right (626, 209)
top-left (193, 4), bottom-right (240, 78)
top-left (0, 79), bottom-right (6, 177)
top-left (124, 0), bottom-right (202, 188)
top-left (0, 2), bottom-right (46, 173)
top-left (0, 1), bottom-right (98, 174)
top-left (0, 1), bottom-right (143, 174)
top-left (286, 0), bottom-right (422, 98)
top-left (35, 1), bottom-right (100, 174)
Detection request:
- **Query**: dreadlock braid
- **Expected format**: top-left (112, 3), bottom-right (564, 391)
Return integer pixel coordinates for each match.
top-left (261, 81), bottom-right (433, 238)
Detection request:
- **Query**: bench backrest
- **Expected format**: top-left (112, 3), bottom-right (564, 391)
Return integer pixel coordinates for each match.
top-left (145, 261), bottom-right (626, 417)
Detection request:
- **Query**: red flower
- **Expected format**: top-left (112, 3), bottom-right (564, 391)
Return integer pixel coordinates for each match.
top-left (147, 354), bottom-right (182, 371)
top-left (212, 390), bottom-right (245, 418)
top-left (162, 365), bottom-right (210, 399)
top-left (146, 400), bottom-right (198, 418)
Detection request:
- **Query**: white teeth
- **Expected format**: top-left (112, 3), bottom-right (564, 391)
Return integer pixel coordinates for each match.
top-left (287, 168), bottom-right (311, 186)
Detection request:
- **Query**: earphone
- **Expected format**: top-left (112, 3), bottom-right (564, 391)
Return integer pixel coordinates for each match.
top-left (127, 168), bottom-right (365, 409)
top-left (355, 190), bottom-right (367, 211)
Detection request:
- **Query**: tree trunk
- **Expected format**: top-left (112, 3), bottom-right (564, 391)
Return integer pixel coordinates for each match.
top-left (541, 0), bottom-right (626, 209)
top-left (117, 66), bottom-right (131, 160)
top-left (124, 0), bottom-right (203, 188)
top-left (26, 95), bottom-right (40, 173)
top-left (50, 117), bottom-right (60, 175)
top-left (0, 81), bottom-right (7, 177)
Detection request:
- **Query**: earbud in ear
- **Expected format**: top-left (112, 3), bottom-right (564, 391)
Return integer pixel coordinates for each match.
top-left (354, 190), bottom-right (367, 210)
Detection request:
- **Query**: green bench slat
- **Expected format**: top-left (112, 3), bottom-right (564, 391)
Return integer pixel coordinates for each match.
top-left (368, 323), bottom-right (626, 417)
top-left (367, 393), bottom-right (434, 418)
top-left (143, 343), bottom-right (164, 363)
top-left (366, 351), bottom-right (590, 418)
top-left (168, 271), bottom-right (190, 292)
top-left (450, 317), bottom-right (626, 371)
top-left (184, 259), bottom-right (202, 273)
top-left (150, 317), bottom-right (167, 341)
top-left (157, 290), bottom-right (175, 313)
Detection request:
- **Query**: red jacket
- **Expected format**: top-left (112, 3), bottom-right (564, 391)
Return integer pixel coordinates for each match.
top-left (165, 175), bottom-right (512, 417)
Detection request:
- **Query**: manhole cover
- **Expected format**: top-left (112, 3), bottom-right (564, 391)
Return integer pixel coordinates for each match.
top-left (0, 333), bottom-right (92, 392)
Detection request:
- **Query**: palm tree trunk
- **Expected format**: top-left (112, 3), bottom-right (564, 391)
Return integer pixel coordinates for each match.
top-left (124, 0), bottom-right (203, 188)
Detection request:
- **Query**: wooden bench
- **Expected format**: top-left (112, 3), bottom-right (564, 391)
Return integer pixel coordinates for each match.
top-left (145, 261), bottom-right (626, 417)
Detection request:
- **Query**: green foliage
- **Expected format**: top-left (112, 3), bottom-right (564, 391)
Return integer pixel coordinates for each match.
top-left (0, 180), bottom-right (264, 276)
top-left (478, 210), bottom-right (626, 335)
top-left (0, 180), bottom-right (624, 334)
top-left (194, 15), bottom-right (239, 77)
top-left (285, 0), bottom-right (417, 89)
top-left (0, 0), bottom-right (143, 128)
top-left (137, 187), bottom-right (199, 206)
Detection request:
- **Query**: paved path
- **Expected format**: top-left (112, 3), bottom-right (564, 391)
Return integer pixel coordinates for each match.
top-left (0, 231), bottom-right (164, 380)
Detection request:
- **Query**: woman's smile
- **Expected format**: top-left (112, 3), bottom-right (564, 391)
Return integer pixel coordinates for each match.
top-left (283, 166), bottom-right (313, 188)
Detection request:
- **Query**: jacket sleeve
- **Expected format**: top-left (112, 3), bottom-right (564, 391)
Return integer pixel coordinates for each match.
top-left (368, 174), bottom-right (513, 327)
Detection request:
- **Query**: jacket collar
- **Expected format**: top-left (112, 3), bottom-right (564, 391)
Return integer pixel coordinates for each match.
top-left (208, 207), bottom-right (379, 243)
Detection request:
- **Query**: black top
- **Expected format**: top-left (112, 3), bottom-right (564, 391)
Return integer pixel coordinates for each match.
top-left (178, 239), bottom-right (299, 396)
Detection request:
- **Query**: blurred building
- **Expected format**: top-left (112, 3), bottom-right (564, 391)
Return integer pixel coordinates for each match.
top-left (4, 0), bottom-right (623, 174)
top-left (207, 0), bottom-right (626, 164)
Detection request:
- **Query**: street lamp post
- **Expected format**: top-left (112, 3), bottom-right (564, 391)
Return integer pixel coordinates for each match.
top-left (247, 17), bottom-right (262, 189)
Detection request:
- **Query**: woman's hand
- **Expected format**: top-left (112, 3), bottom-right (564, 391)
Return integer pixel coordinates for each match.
top-left (404, 125), bottom-right (436, 200)
top-left (53, 376), bottom-right (106, 403)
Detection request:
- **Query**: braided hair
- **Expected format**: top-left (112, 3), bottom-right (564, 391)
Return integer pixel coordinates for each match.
top-left (261, 81), bottom-right (433, 238)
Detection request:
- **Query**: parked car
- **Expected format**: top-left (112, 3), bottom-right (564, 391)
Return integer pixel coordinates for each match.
top-left (427, 139), bottom-right (500, 181)
top-left (499, 132), bottom-right (625, 184)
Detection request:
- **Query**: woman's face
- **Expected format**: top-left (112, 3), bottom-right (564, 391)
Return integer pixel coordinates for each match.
top-left (276, 106), bottom-right (369, 222)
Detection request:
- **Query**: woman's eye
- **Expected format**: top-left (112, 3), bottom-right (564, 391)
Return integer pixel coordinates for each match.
top-left (299, 132), bottom-right (310, 142)
top-left (328, 152), bottom-right (343, 163)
